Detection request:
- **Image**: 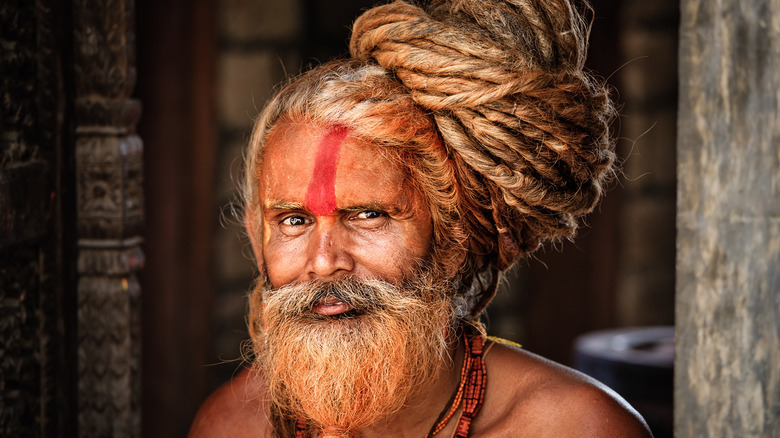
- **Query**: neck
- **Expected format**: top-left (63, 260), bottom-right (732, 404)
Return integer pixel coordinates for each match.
top-left (347, 333), bottom-right (465, 438)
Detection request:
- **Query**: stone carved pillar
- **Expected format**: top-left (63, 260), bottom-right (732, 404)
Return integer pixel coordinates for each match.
top-left (72, 0), bottom-right (143, 435)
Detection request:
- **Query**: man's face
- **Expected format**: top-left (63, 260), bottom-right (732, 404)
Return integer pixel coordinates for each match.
top-left (258, 121), bottom-right (434, 297)
top-left (252, 121), bottom-right (455, 434)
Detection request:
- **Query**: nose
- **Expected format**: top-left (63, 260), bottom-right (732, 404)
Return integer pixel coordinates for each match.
top-left (305, 221), bottom-right (354, 281)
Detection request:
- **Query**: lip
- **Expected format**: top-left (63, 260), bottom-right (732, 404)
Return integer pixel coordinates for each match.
top-left (313, 296), bottom-right (351, 316)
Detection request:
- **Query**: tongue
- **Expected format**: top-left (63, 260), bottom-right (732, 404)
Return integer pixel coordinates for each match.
top-left (313, 296), bottom-right (351, 316)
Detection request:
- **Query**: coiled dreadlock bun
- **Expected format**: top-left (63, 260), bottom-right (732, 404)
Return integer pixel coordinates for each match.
top-left (350, 0), bottom-right (616, 274)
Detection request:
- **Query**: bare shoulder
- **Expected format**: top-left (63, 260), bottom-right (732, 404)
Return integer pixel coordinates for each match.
top-left (188, 367), bottom-right (272, 438)
top-left (473, 341), bottom-right (653, 437)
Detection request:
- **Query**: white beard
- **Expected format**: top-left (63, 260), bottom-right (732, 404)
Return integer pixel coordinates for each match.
top-left (256, 276), bottom-right (456, 436)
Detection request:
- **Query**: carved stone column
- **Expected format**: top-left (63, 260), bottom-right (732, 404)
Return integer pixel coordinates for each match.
top-left (72, 0), bottom-right (143, 435)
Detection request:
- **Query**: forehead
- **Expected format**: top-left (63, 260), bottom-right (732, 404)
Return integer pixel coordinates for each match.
top-left (259, 121), bottom-right (410, 207)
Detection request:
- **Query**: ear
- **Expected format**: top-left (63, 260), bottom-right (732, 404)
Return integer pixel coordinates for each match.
top-left (244, 208), bottom-right (265, 273)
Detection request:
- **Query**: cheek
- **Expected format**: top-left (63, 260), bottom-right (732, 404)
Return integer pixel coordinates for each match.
top-left (402, 223), bottom-right (433, 264)
top-left (262, 235), bottom-right (307, 288)
top-left (355, 225), bottom-right (432, 281)
top-left (402, 204), bottom-right (434, 261)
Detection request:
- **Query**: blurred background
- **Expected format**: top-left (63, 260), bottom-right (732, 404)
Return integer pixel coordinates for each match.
top-left (133, 0), bottom-right (677, 436)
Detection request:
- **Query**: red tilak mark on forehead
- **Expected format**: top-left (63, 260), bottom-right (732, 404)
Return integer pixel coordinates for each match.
top-left (305, 126), bottom-right (348, 215)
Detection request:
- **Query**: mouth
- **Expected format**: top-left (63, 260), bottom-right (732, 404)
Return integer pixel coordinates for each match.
top-left (312, 296), bottom-right (352, 317)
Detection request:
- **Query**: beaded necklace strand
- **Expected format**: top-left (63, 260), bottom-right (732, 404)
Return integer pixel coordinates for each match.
top-left (449, 327), bottom-right (487, 438)
top-left (424, 331), bottom-right (474, 437)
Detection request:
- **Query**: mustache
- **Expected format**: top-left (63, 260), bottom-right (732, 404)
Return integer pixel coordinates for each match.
top-left (262, 276), bottom-right (433, 319)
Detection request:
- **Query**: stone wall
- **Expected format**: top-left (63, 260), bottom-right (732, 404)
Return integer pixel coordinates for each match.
top-left (614, 0), bottom-right (679, 326)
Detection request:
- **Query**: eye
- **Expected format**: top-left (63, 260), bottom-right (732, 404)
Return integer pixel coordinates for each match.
top-left (355, 210), bottom-right (386, 220)
top-left (281, 215), bottom-right (310, 226)
top-left (278, 214), bottom-right (312, 236)
top-left (349, 210), bottom-right (389, 230)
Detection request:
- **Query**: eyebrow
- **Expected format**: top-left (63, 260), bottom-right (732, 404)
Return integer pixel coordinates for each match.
top-left (264, 201), bottom-right (305, 211)
top-left (340, 202), bottom-right (401, 215)
top-left (264, 200), bottom-right (406, 216)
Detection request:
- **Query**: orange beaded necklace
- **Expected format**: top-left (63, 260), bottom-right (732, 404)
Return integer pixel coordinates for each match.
top-left (424, 326), bottom-right (486, 437)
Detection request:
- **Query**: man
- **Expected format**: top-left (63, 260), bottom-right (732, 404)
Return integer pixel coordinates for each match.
top-left (191, 0), bottom-right (654, 436)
